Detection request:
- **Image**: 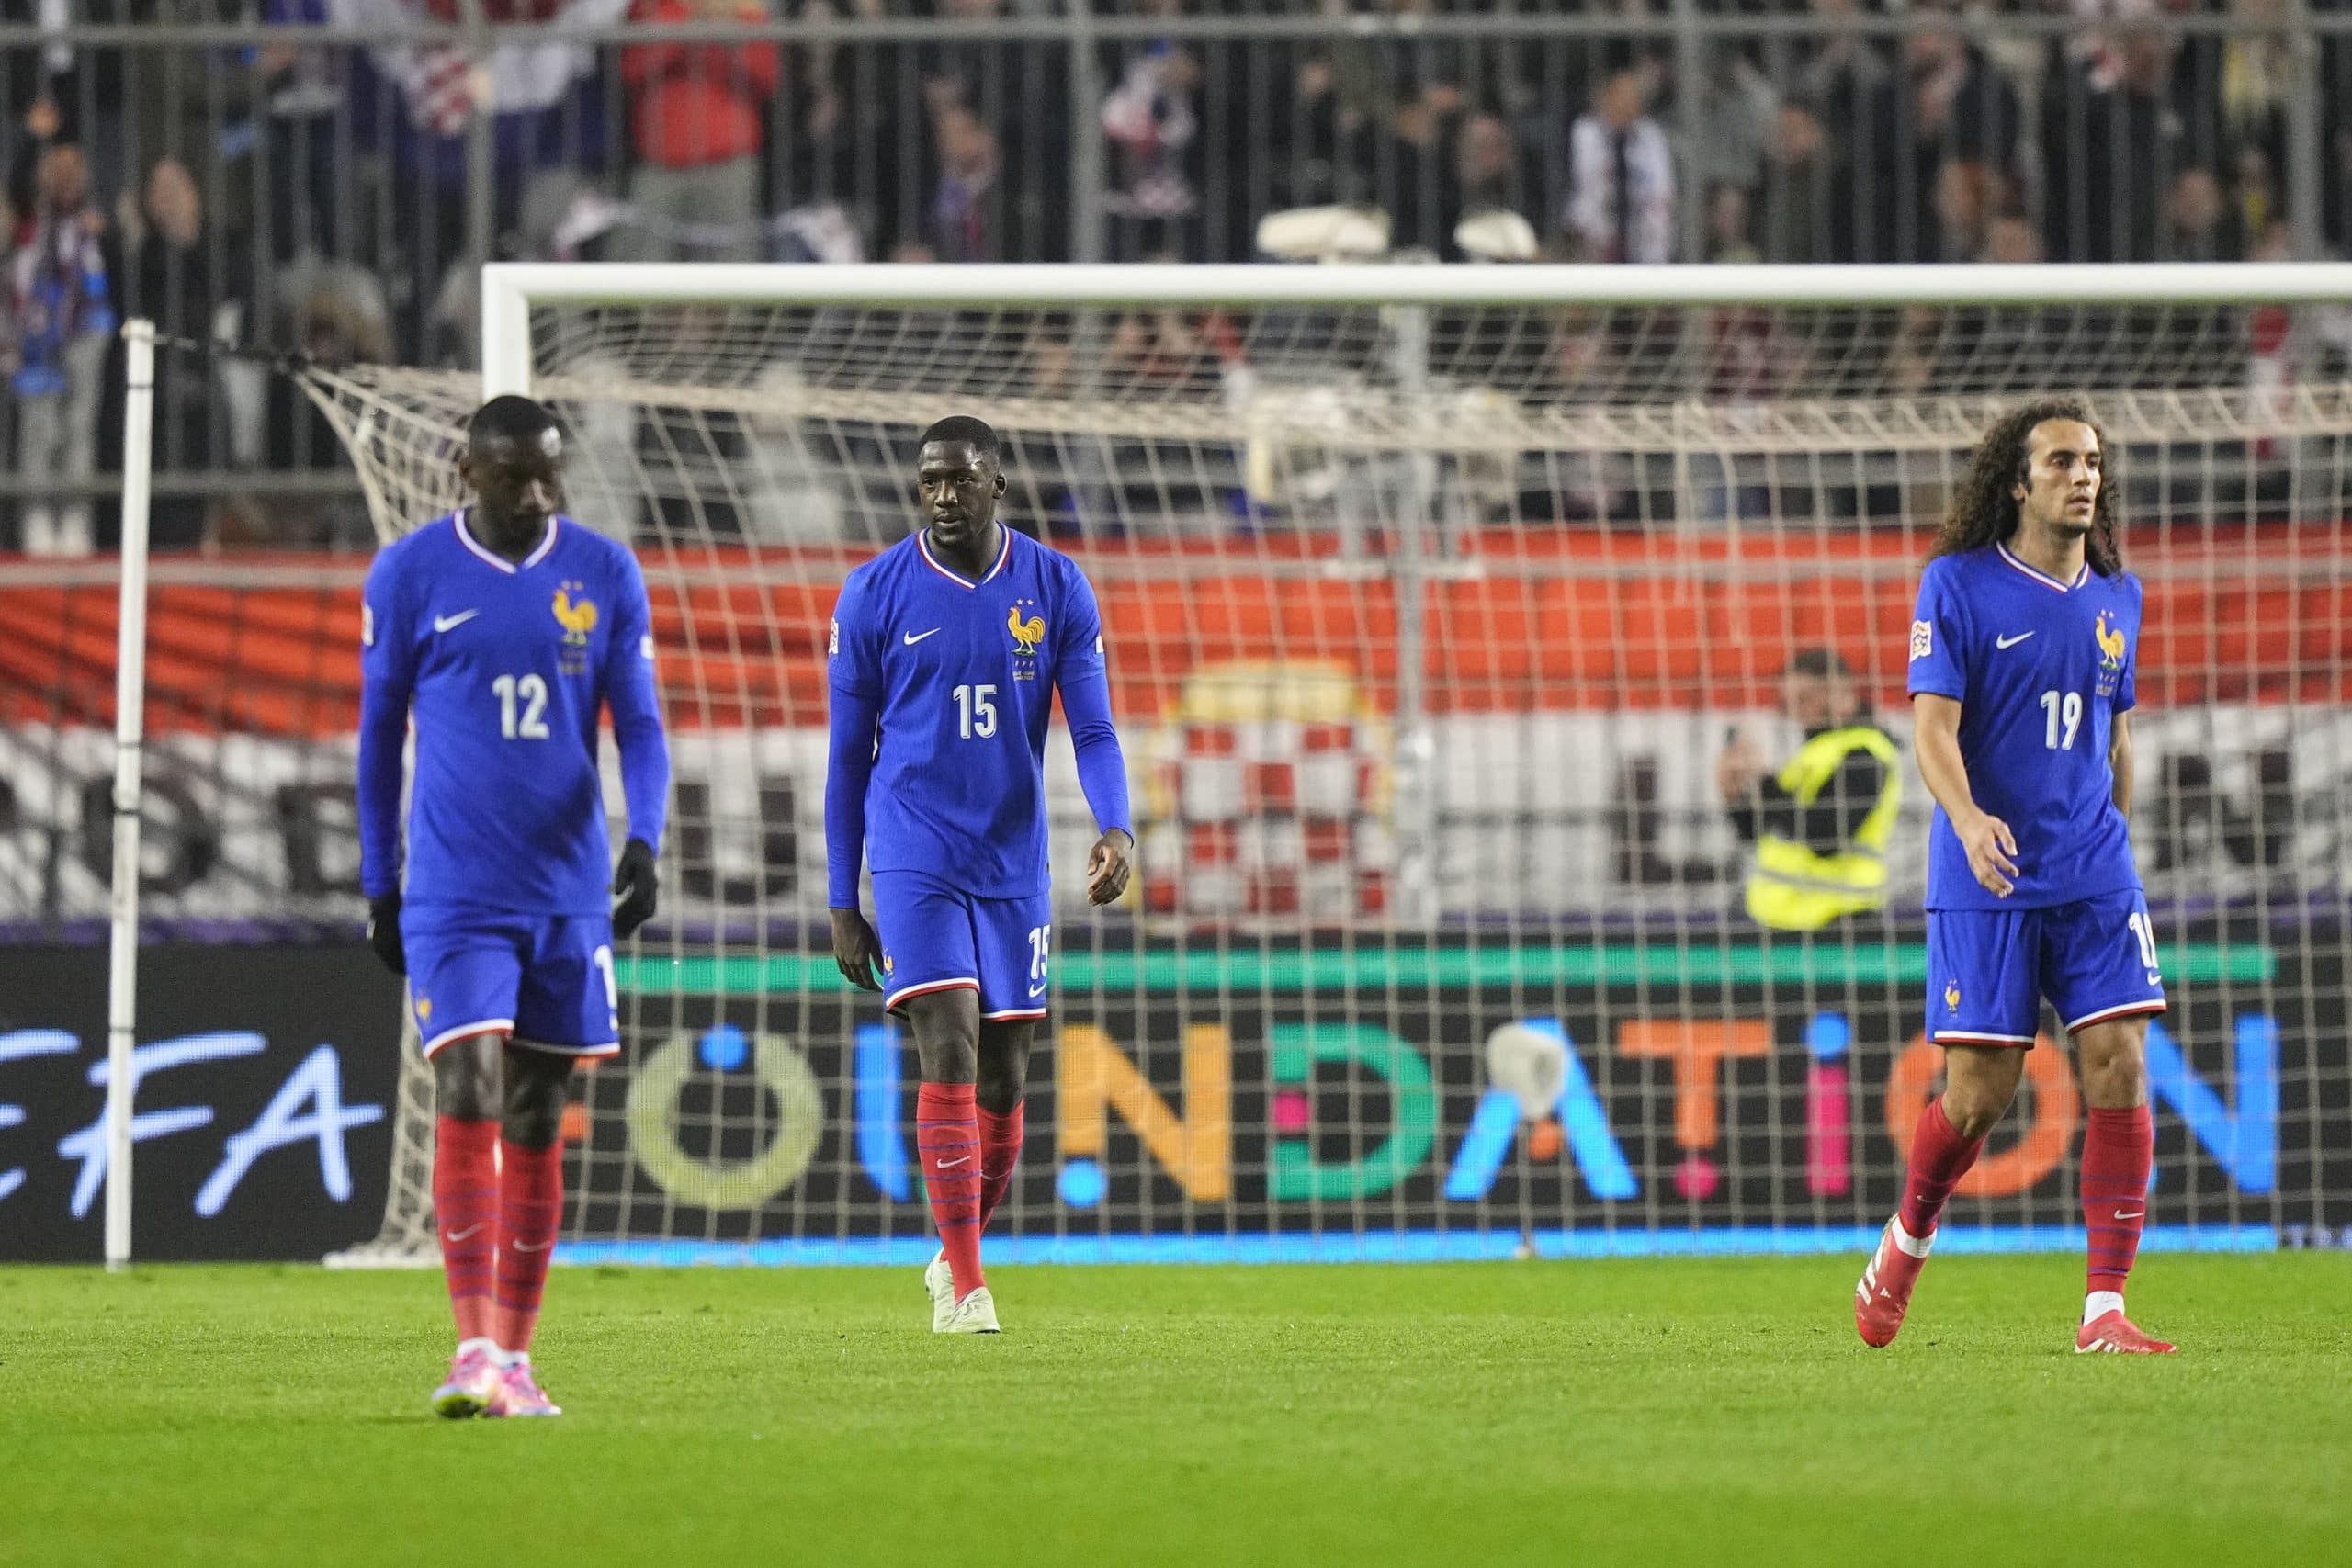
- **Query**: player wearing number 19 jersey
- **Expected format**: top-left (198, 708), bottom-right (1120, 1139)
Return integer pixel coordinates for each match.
top-left (359, 397), bottom-right (671, 1415)
top-left (826, 416), bottom-right (1133, 1335)
top-left (1857, 398), bottom-right (2174, 1356)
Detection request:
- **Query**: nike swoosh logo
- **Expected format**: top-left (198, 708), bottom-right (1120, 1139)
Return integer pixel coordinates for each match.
top-left (1028, 981), bottom-right (1048, 998)
top-left (2145, 970), bottom-right (2164, 985)
top-left (444, 1224), bottom-right (484, 1243)
top-left (1995, 631), bottom-right (2035, 649)
top-left (513, 1237), bottom-right (553, 1252)
top-left (433, 610), bottom-right (481, 633)
top-left (2112, 1209), bottom-right (2144, 1222)
top-left (903, 628), bottom-right (941, 645)
top-left (938, 1155), bottom-right (972, 1168)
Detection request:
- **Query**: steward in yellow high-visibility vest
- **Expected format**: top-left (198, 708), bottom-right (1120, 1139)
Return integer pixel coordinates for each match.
top-left (1717, 648), bottom-right (1903, 932)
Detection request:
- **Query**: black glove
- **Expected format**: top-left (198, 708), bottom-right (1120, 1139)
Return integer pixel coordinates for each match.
top-left (612, 837), bottom-right (659, 939)
top-left (366, 890), bottom-right (405, 976)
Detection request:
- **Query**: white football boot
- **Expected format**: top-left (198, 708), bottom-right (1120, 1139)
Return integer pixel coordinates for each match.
top-left (923, 1249), bottom-right (956, 1333)
top-left (939, 1285), bottom-right (1001, 1335)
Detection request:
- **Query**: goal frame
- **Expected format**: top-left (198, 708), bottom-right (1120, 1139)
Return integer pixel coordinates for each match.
top-left (289, 260), bottom-right (2352, 1268)
top-left (481, 259), bottom-right (2352, 401)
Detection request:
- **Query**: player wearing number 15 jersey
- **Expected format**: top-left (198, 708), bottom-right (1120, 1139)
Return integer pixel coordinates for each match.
top-left (1857, 398), bottom-right (2174, 1356)
top-left (826, 416), bottom-right (1133, 1336)
top-left (359, 397), bottom-right (671, 1416)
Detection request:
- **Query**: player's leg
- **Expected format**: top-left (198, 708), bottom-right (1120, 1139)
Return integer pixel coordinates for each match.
top-left (902, 987), bottom-right (997, 1332)
top-left (972, 891), bottom-right (1050, 1237)
top-left (975, 1020), bottom-right (1036, 1234)
top-left (872, 872), bottom-right (998, 1327)
top-left (485, 915), bottom-right (625, 1414)
top-left (1858, 907), bottom-right (2035, 1347)
top-left (486, 1045), bottom-right (576, 1413)
top-left (428, 1035), bottom-right (506, 1410)
top-left (2051, 890), bottom-right (2172, 1353)
top-left (405, 911), bottom-right (523, 1416)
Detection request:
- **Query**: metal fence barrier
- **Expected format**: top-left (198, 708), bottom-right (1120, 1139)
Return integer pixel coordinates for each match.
top-left (3, 3), bottom-right (2348, 550)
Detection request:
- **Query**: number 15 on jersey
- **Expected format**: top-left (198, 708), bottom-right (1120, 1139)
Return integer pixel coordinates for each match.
top-left (954, 683), bottom-right (997, 739)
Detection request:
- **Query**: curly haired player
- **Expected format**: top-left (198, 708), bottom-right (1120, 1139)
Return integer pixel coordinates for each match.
top-left (1859, 397), bottom-right (2175, 1355)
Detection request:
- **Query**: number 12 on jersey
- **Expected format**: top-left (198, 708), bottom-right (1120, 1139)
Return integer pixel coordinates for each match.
top-left (954, 683), bottom-right (998, 739)
top-left (493, 673), bottom-right (550, 739)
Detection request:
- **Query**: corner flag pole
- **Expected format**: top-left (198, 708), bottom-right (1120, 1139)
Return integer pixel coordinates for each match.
top-left (105, 318), bottom-right (157, 1272)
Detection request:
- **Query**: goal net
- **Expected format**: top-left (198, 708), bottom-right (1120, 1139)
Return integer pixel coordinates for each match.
top-left (305, 263), bottom-right (2350, 1265)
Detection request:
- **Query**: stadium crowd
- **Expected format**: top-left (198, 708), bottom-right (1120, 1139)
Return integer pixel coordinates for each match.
top-left (2, 0), bottom-right (2346, 551)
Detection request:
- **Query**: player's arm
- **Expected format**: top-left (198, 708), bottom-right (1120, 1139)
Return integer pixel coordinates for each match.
top-left (356, 552), bottom-right (416, 974)
top-left (603, 551), bottom-right (672, 938)
top-left (1056, 568), bottom-right (1134, 907)
top-left (1906, 564), bottom-right (2017, 897)
top-left (823, 575), bottom-right (885, 989)
top-left (2110, 580), bottom-right (2138, 820)
top-left (2109, 709), bottom-right (2133, 818)
top-left (1912, 693), bottom-right (2018, 897)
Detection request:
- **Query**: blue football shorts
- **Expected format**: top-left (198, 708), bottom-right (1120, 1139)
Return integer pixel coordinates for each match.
top-left (1925, 886), bottom-right (2168, 1046)
top-left (401, 905), bottom-right (622, 1059)
top-left (869, 869), bottom-right (1053, 1021)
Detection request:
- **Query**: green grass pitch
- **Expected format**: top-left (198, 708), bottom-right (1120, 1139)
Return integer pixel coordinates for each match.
top-left (3, 1255), bottom-right (2345, 1568)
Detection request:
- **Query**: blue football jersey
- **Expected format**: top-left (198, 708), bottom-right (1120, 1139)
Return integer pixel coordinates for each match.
top-left (828, 527), bottom-right (1111, 898)
top-left (1906, 542), bottom-right (2143, 910)
top-left (357, 510), bottom-right (670, 914)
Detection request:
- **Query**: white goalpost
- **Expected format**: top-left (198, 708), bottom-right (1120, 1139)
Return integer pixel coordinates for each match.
top-left (266, 260), bottom-right (2352, 1269)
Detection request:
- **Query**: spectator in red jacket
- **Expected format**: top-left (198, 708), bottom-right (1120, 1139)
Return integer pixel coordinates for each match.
top-left (618, 0), bottom-right (780, 261)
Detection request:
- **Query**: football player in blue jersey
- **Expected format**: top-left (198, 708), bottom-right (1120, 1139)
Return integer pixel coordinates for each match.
top-left (825, 416), bottom-right (1133, 1335)
top-left (1858, 398), bottom-right (2174, 1355)
top-left (358, 396), bottom-right (671, 1415)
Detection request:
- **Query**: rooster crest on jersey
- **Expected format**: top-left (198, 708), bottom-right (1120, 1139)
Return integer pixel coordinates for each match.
top-left (553, 585), bottom-right (599, 647)
top-left (2093, 610), bottom-right (2128, 672)
top-left (1008, 601), bottom-right (1046, 658)
top-left (1943, 980), bottom-right (1961, 1012)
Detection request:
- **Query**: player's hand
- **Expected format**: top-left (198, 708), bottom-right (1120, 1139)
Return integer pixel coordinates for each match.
top-left (1958, 810), bottom-right (2020, 898)
top-left (366, 891), bottom-right (405, 976)
top-left (1086, 828), bottom-right (1134, 907)
top-left (612, 837), bottom-right (660, 938)
top-left (831, 907), bottom-right (884, 991)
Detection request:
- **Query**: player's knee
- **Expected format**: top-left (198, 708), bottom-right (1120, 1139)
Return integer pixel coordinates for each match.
top-left (501, 1055), bottom-right (574, 1150)
top-left (2084, 1044), bottom-right (2147, 1103)
top-left (432, 1038), bottom-right (500, 1122)
top-left (1940, 1076), bottom-right (2015, 1140)
top-left (976, 1022), bottom-right (1034, 1114)
top-left (904, 995), bottom-right (979, 1081)
top-left (976, 1064), bottom-right (1026, 1115)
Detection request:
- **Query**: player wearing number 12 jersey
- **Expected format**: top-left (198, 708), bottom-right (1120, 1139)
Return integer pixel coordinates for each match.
top-left (359, 397), bottom-right (672, 1415)
top-left (1858, 398), bottom-right (2174, 1355)
top-left (826, 416), bottom-right (1134, 1335)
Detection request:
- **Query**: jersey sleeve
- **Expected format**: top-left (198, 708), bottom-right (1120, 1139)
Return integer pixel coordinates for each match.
top-left (1053, 560), bottom-right (1111, 692)
top-left (827, 566), bottom-right (884, 701)
top-left (2116, 574), bottom-right (2141, 713)
top-left (356, 547), bottom-right (416, 899)
top-left (1056, 562), bottom-right (1132, 838)
top-left (602, 547), bottom-right (672, 852)
top-left (1906, 560), bottom-right (1969, 702)
top-left (824, 568), bottom-right (882, 908)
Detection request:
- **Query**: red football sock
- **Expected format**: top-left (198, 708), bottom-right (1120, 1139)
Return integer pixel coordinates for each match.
top-left (433, 1116), bottom-right (499, 1344)
top-left (977, 1101), bottom-right (1026, 1233)
top-left (918, 1082), bottom-right (984, 1299)
top-left (2081, 1104), bottom-right (2154, 1297)
top-left (1898, 1098), bottom-right (1987, 1239)
top-left (493, 1138), bottom-right (564, 1354)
